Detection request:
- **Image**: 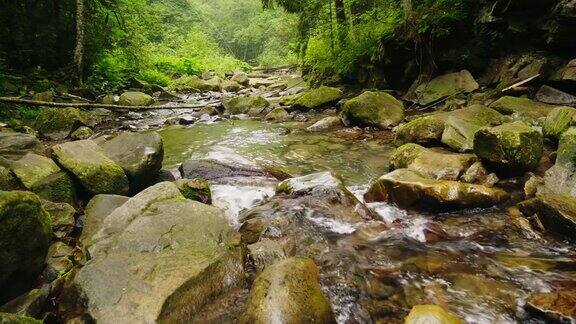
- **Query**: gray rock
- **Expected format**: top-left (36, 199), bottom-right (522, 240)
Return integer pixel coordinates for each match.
top-left (0, 132), bottom-right (44, 160)
top-left (179, 158), bottom-right (268, 182)
top-left (536, 85), bottom-right (576, 106)
top-left (71, 182), bottom-right (244, 324)
top-left (99, 131), bottom-right (164, 192)
top-left (41, 200), bottom-right (75, 238)
top-left (80, 195), bottom-right (129, 246)
top-left (307, 116), bottom-right (343, 132)
top-left (118, 91), bottom-right (154, 106)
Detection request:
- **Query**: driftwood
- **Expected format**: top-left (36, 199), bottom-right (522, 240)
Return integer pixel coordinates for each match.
top-left (0, 96), bottom-right (218, 111)
top-left (502, 74), bottom-right (540, 92)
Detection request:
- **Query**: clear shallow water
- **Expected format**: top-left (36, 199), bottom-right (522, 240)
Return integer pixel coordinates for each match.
top-left (160, 118), bottom-right (394, 185)
top-left (159, 118), bottom-right (576, 323)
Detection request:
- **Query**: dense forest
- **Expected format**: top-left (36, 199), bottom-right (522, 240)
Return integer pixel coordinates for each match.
top-left (1, 0), bottom-right (576, 323)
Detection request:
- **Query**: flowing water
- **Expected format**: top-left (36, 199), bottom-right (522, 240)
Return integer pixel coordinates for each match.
top-left (157, 115), bottom-right (576, 323)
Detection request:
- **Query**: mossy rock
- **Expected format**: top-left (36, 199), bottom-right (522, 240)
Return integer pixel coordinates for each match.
top-left (341, 91), bottom-right (405, 129)
top-left (8, 153), bottom-right (77, 205)
top-left (307, 116), bottom-right (343, 132)
top-left (170, 75), bottom-right (214, 92)
top-left (264, 107), bottom-right (289, 122)
top-left (34, 107), bottom-right (88, 140)
top-left (118, 91), bottom-right (154, 106)
top-left (519, 194), bottom-right (576, 241)
top-left (41, 200), bottom-right (75, 238)
top-left (32, 91), bottom-right (54, 102)
top-left (543, 106), bottom-right (576, 140)
top-left (0, 191), bottom-right (52, 294)
top-left (408, 70), bottom-right (479, 106)
top-left (174, 178), bottom-right (212, 204)
top-left (474, 121), bottom-right (543, 174)
top-left (223, 96), bottom-right (270, 115)
top-left (390, 143), bottom-right (477, 181)
top-left (405, 305), bottom-right (463, 324)
top-left (489, 96), bottom-right (557, 124)
top-left (364, 169), bottom-right (508, 210)
top-left (219, 80), bottom-right (241, 92)
top-left (395, 105), bottom-right (506, 151)
top-left (0, 313), bottom-right (42, 324)
top-left (0, 166), bottom-right (20, 191)
top-left (70, 126), bottom-right (94, 140)
top-left (52, 140), bottom-right (129, 195)
top-left (557, 127), bottom-right (576, 166)
top-left (292, 86), bottom-right (343, 111)
top-left (239, 257), bottom-right (335, 324)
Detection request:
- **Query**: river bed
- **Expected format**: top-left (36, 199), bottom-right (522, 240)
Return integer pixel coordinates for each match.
top-left (158, 117), bottom-right (576, 323)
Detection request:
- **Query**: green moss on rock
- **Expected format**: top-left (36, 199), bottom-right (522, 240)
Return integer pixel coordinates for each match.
top-left (341, 91), bottom-right (405, 129)
top-left (118, 91), bottom-right (154, 106)
top-left (0, 313), bottom-right (42, 324)
top-left (405, 305), bottom-right (463, 324)
top-left (390, 143), bottom-right (477, 180)
top-left (0, 166), bottom-right (20, 191)
top-left (364, 169), bottom-right (508, 210)
top-left (34, 107), bottom-right (87, 140)
top-left (52, 140), bottom-right (129, 195)
top-left (474, 121), bottom-right (543, 174)
top-left (409, 70), bottom-right (479, 106)
top-left (174, 178), bottom-right (212, 204)
top-left (489, 96), bottom-right (557, 123)
top-left (395, 116), bottom-right (446, 147)
top-left (292, 86), bottom-right (343, 111)
top-left (0, 191), bottom-right (52, 290)
top-left (264, 107), bottom-right (289, 122)
top-left (223, 96), bottom-right (269, 115)
top-left (30, 171), bottom-right (77, 206)
top-left (557, 127), bottom-right (576, 166)
top-left (543, 107), bottom-right (576, 140)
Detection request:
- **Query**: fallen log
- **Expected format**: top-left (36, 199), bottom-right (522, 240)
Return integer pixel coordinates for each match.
top-left (0, 96), bottom-right (218, 111)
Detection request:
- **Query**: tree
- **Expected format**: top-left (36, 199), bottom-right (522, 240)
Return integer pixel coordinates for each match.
top-left (73, 0), bottom-right (85, 85)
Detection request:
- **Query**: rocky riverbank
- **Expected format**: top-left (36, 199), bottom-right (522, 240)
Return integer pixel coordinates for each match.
top-left (1, 63), bottom-right (576, 323)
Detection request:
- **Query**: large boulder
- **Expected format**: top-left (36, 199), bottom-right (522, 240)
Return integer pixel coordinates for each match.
top-left (0, 191), bottom-right (51, 299)
top-left (518, 194), bottom-right (576, 241)
top-left (239, 257), bottom-right (335, 324)
top-left (0, 133), bottom-right (44, 160)
top-left (99, 131), bottom-right (163, 192)
top-left (473, 121), bottom-right (543, 174)
top-left (223, 96), bottom-right (270, 115)
top-left (291, 86), bottom-right (343, 111)
top-left (395, 105), bottom-right (506, 152)
top-left (72, 182), bottom-right (244, 323)
top-left (34, 107), bottom-right (87, 140)
top-left (52, 140), bottom-right (129, 195)
top-left (219, 80), bottom-right (241, 92)
top-left (340, 91), bottom-right (405, 129)
top-left (525, 290), bottom-right (576, 323)
top-left (407, 70), bottom-right (479, 106)
top-left (557, 127), bottom-right (576, 166)
top-left (118, 91), bottom-right (154, 106)
top-left (489, 96), bottom-right (557, 123)
top-left (364, 169), bottom-right (508, 210)
top-left (390, 143), bottom-right (477, 181)
top-left (8, 153), bottom-right (76, 205)
top-left (535, 128), bottom-right (576, 197)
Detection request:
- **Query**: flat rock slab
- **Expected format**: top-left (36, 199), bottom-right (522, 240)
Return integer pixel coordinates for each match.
top-left (364, 169), bottom-right (508, 210)
top-left (0, 132), bottom-right (44, 161)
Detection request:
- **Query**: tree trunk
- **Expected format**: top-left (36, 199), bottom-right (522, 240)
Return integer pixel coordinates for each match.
top-left (333, 0), bottom-right (347, 44)
top-left (73, 0), bottom-right (85, 86)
